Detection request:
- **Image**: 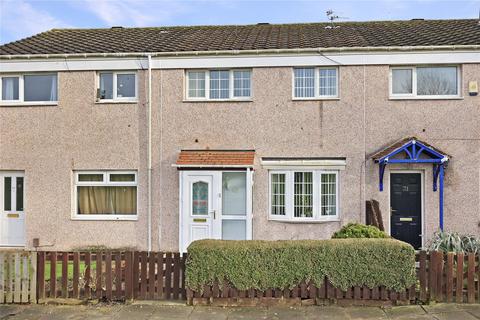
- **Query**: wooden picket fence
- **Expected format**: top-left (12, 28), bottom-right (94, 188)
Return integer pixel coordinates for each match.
top-left (187, 279), bottom-right (415, 306)
top-left (418, 251), bottom-right (480, 303)
top-left (188, 251), bottom-right (480, 305)
top-left (36, 251), bottom-right (187, 302)
top-left (0, 250), bottom-right (478, 305)
top-left (0, 251), bottom-right (37, 304)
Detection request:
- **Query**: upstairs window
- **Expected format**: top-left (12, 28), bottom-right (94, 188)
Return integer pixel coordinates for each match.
top-left (269, 170), bottom-right (339, 221)
top-left (97, 72), bottom-right (137, 101)
top-left (186, 69), bottom-right (252, 100)
top-left (390, 66), bottom-right (460, 98)
top-left (0, 74), bottom-right (58, 104)
top-left (293, 67), bottom-right (338, 99)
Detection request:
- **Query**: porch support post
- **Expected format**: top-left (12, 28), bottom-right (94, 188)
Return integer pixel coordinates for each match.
top-left (439, 164), bottom-right (444, 231)
top-left (433, 164), bottom-right (440, 192)
top-left (379, 161), bottom-right (387, 191)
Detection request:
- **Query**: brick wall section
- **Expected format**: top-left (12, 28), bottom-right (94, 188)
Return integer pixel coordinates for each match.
top-left (176, 150), bottom-right (255, 166)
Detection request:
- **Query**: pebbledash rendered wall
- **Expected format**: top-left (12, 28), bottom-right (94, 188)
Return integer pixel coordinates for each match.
top-left (0, 64), bottom-right (478, 251)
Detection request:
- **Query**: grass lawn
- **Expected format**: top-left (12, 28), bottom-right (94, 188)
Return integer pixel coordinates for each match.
top-left (44, 261), bottom-right (97, 281)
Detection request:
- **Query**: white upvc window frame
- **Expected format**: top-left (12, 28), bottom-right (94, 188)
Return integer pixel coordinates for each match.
top-left (0, 73), bottom-right (58, 105)
top-left (268, 170), bottom-right (339, 222)
top-left (185, 69), bottom-right (252, 101)
top-left (72, 170), bottom-right (138, 221)
top-left (96, 71), bottom-right (138, 102)
top-left (292, 66), bottom-right (339, 100)
top-left (389, 65), bottom-right (462, 100)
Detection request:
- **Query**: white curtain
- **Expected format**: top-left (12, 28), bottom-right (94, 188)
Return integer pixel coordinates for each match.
top-left (3, 78), bottom-right (15, 100)
top-left (49, 75), bottom-right (57, 101)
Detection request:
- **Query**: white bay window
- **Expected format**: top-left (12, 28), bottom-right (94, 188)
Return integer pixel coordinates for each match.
top-left (269, 170), bottom-right (339, 221)
top-left (186, 69), bottom-right (252, 100)
top-left (390, 66), bottom-right (460, 98)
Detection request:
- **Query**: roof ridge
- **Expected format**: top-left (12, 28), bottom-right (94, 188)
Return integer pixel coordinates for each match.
top-left (45, 18), bottom-right (477, 32)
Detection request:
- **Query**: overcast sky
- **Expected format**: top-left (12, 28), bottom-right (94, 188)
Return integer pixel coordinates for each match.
top-left (1, 0), bottom-right (479, 44)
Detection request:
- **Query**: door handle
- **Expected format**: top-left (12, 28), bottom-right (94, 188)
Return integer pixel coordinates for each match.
top-left (210, 210), bottom-right (216, 219)
top-left (390, 208), bottom-right (397, 216)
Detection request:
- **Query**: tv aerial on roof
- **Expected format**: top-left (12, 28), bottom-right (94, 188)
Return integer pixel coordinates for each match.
top-left (325, 10), bottom-right (348, 29)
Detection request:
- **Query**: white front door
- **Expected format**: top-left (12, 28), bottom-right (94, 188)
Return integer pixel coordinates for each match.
top-left (0, 172), bottom-right (25, 247)
top-left (179, 170), bottom-right (252, 252)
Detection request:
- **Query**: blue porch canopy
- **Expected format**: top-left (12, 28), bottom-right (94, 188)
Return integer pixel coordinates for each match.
top-left (372, 137), bottom-right (450, 230)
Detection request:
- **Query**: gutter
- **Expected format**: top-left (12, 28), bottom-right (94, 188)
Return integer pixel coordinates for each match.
top-left (1, 45), bottom-right (480, 60)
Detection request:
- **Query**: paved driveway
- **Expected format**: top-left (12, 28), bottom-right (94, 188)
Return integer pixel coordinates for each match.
top-left (1, 302), bottom-right (479, 319)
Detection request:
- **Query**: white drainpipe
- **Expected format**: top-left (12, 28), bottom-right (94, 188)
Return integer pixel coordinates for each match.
top-left (147, 54), bottom-right (152, 252)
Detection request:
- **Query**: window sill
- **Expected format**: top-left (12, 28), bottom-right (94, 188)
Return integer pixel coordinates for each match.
top-left (292, 97), bottom-right (340, 101)
top-left (72, 215), bottom-right (138, 221)
top-left (389, 96), bottom-right (464, 101)
top-left (95, 100), bottom-right (138, 104)
top-left (183, 99), bottom-right (253, 103)
top-left (0, 102), bottom-right (58, 107)
top-left (268, 217), bottom-right (340, 224)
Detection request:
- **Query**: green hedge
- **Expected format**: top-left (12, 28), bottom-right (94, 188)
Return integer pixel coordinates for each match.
top-left (332, 223), bottom-right (389, 239)
top-left (185, 239), bottom-right (415, 292)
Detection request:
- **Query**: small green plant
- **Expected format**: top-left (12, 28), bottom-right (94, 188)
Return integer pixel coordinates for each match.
top-left (428, 231), bottom-right (480, 253)
top-left (332, 223), bottom-right (388, 239)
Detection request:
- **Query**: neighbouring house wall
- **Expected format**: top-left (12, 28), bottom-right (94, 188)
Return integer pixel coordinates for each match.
top-left (1, 64), bottom-right (478, 251)
top-left (0, 71), bottom-right (149, 250)
top-left (364, 64), bottom-right (480, 243)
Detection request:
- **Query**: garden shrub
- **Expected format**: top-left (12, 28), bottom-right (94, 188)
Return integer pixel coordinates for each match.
top-left (428, 231), bottom-right (480, 254)
top-left (185, 238), bottom-right (415, 292)
top-left (331, 223), bottom-right (388, 239)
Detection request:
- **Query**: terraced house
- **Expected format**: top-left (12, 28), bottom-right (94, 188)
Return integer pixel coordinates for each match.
top-left (0, 19), bottom-right (479, 252)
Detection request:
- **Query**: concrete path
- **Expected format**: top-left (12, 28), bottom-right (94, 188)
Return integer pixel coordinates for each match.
top-left (1, 302), bottom-right (479, 319)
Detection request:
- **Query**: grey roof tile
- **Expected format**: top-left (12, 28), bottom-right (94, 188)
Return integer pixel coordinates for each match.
top-left (1, 19), bottom-right (479, 56)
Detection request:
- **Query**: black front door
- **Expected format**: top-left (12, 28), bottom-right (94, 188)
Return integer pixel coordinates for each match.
top-left (390, 173), bottom-right (422, 249)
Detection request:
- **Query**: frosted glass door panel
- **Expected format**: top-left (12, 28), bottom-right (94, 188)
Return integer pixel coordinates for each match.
top-left (222, 220), bottom-right (246, 240)
top-left (222, 172), bottom-right (246, 216)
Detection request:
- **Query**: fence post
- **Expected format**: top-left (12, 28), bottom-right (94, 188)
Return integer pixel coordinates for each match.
top-left (478, 253), bottom-right (480, 304)
top-left (30, 253), bottom-right (37, 304)
top-left (72, 252), bottom-right (79, 299)
top-left (446, 252), bottom-right (454, 303)
top-left (105, 251), bottom-right (112, 300)
top-left (436, 251), bottom-right (444, 302)
top-left (125, 251), bottom-right (133, 300)
top-left (37, 252), bottom-right (45, 301)
top-left (429, 252), bottom-right (437, 301)
top-left (467, 253), bottom-right (475, 303)
top-left (456, 253), bottom-right (464, 303)
top-left (96, 252), bottom-right (103, 299)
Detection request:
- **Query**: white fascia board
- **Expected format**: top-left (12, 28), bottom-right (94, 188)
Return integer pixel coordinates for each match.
top-left (0, 57), bottom-right (148, 73)
top-left (1, 51), bottom-right (479, 72)
top-left (155, 51), bottom-right (480, 69)
top-left (261, 159), bottom-right (347, 170)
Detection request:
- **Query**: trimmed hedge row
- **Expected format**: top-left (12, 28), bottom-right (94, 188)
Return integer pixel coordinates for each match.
top-left (185, 239), bottom-right (416, 292)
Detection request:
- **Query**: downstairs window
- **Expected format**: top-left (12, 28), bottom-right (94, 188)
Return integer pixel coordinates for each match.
top-left (74, 171), bottom-right (137, 220)
top-left (269, 170), bottom-right (339, 221)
